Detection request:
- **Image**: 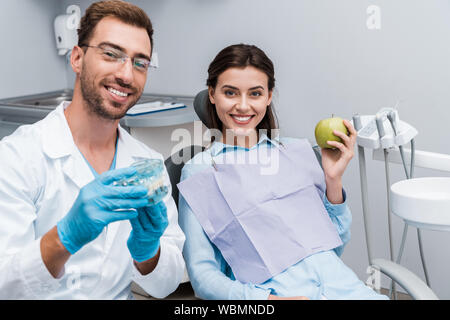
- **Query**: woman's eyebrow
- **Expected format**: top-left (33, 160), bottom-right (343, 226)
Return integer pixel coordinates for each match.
top-left (221, 85), bottom-right (265, 90)
top-left (221, 85), bottom-right (239, 90)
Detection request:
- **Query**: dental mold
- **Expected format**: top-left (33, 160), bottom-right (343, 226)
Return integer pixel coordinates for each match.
top-left (115, 159), bottom-right (169, 204)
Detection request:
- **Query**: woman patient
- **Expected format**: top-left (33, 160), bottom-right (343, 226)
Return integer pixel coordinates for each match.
top-left (177, 44), bottom-right (387, 300)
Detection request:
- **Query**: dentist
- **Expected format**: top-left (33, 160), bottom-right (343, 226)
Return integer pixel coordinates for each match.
top-left (0, 0), bottom-right (185, 299)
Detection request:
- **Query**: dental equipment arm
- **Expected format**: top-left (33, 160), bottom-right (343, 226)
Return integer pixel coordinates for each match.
top-left (353, 111), bottom-right (436, 300)
top-left (376, 115), bottom-right (395, 263)
top-left (371, 258), bottom-right (438, 300)
top-left (387, 111), bottom-right (409, 179)
top-left (385, 112), bottom-right (431, 289)
top-left (352, 114), bottom-right (374, 265)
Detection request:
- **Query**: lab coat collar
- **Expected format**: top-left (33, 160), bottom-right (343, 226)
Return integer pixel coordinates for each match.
top-left (208, 131), bottom-right (283, 157)
top-left (42, 102), bottom-right (149, 188)
top-left (41, 102), bottom-right (76, 159)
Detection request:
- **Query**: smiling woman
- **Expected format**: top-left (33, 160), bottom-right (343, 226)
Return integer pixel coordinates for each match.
top-left (209, 66), bottom-right (273, 148)
top-left (205, 44), bottom-right (279, 147)
top-left (177, 43), bottom-right (385, 301)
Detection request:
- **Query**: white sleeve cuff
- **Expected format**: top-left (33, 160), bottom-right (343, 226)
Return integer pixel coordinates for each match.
top-left (19, 238), bottom-right (61, 298)
top-left (132, 239), bottom-right (185, 299)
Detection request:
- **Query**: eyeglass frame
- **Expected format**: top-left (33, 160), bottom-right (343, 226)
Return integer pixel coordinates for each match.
top-left (80, 43), bottom-right (155, 72)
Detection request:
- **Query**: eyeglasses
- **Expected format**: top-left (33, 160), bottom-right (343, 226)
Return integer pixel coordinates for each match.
top-left (81, 44), bottom-right (153, 73)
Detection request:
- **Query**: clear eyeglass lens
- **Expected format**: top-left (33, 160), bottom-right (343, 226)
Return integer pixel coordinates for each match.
top-left (102, 47), bottom-right (149, 71)
top-left (133, 59), bottom-right (150, 71)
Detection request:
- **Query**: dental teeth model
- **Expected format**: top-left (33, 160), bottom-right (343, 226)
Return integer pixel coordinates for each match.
top-left (114, 159), bottom-right (169, 204)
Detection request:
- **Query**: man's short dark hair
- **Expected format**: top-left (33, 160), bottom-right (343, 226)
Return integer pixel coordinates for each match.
top-left (78, 0), bottom-right (154, 54)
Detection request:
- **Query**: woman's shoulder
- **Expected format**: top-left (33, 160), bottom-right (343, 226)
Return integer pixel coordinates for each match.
top-left (278, 136), bottom-right (314, 147)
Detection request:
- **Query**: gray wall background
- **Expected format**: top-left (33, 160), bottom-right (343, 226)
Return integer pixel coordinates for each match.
top-left (1, 0), bottom-right (450, 298)
top-left (0, 0), bottom-right (67, 99)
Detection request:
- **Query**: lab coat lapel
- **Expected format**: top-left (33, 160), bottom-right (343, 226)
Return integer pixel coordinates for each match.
top-left (42, 103), bottom-right (94, 189)
top-left (61, 152), bottom-right (95, 189)
top-left (115, 125), bottom-right (150, 168)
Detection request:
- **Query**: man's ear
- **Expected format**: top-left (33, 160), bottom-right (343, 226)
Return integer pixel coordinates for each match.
top-left (208, 87), bottom-right (215, 104)
top-left (70, 46), bottom-right (84, 74)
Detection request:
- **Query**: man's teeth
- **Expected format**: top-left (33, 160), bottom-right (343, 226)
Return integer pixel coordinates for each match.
top-left (232, 115), bottom-right (252, 122)
top-left (108, 87), bottom-right (128, 97)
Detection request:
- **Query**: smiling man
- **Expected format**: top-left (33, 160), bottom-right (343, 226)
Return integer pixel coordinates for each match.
top-left (0, 1), bottom-right (185, 299)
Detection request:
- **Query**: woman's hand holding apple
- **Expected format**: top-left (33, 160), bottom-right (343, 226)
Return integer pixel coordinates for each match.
top-left (316, 118), bottom-right (357, 204)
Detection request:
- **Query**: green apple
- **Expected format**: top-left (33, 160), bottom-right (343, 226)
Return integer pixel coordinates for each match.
top-left (314, 116), bottom-right (349, 149)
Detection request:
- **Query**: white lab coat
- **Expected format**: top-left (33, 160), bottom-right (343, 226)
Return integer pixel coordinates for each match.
top-left (0, 102), bottom-right (186, 299)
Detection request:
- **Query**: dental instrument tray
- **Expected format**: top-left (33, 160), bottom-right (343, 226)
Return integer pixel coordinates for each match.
top-left (126, 101), bottom-right (186, 116)
top-left (114, 159), bottom-right (169, 204)
top-left (352, 107), bottom-right (418, 150)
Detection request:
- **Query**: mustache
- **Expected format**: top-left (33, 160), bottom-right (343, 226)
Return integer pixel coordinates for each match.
top-left (102, 79), bottom-right (138, 94)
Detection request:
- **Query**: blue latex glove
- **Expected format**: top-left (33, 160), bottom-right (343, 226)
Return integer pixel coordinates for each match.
top-left (127, 201), bottom-right (169, 262)
top-left (57, 167), bottom-right (150, 254)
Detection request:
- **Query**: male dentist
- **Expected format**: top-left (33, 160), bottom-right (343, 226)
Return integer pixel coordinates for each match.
top-left (0, 0), bottom-right (185, 299)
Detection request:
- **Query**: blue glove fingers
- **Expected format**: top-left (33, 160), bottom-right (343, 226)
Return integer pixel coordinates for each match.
top-left (139, 202), bottom-right (168, 230)
top-left (136, 207), bottom-right (151, 229)
top-left (129, 216), bottom-right (144, 233)
top-left (104, 185), bottom-right (148, 199)
top-left (150, 202), bottom-right (168, 229)
top-left (56, 168), bottom-right (148, 256)
top-left (99, 167), bottom-right (137, 185)
top-left (102, 197), bottom-right (150, 211)
top-left (105, 209), bottom-right (139, 225)
top-left (127, 203), bottom-right (168, 262)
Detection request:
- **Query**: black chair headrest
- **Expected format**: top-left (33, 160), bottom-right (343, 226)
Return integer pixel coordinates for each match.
top-left (193, 89), bottom-right (211, 128)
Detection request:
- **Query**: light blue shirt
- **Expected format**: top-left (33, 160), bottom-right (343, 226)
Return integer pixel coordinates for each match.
top-left (178, 134), bottom-right (387, 300)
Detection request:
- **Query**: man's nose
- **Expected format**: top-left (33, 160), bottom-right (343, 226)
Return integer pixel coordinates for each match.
top-left (115, 58), bottom-right (134, 85)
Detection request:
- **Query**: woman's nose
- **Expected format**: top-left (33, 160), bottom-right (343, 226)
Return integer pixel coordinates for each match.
top-left (236, 96), bottom-right (251, 112)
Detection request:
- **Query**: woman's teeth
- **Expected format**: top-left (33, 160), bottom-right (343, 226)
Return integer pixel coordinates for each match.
top-left (107, 87), bottom-right (128, 97)
top-left (232, 115), bottom-right (253, 122)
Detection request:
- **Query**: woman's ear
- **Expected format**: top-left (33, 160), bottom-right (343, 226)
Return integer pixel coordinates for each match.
top-left (267, 89), bottom-right (273, 107)
top-left (208, 87), bottom-right (216, 104)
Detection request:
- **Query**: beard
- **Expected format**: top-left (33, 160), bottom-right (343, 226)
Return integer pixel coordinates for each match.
top-left (80, 67), bottom-right (141, 120)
